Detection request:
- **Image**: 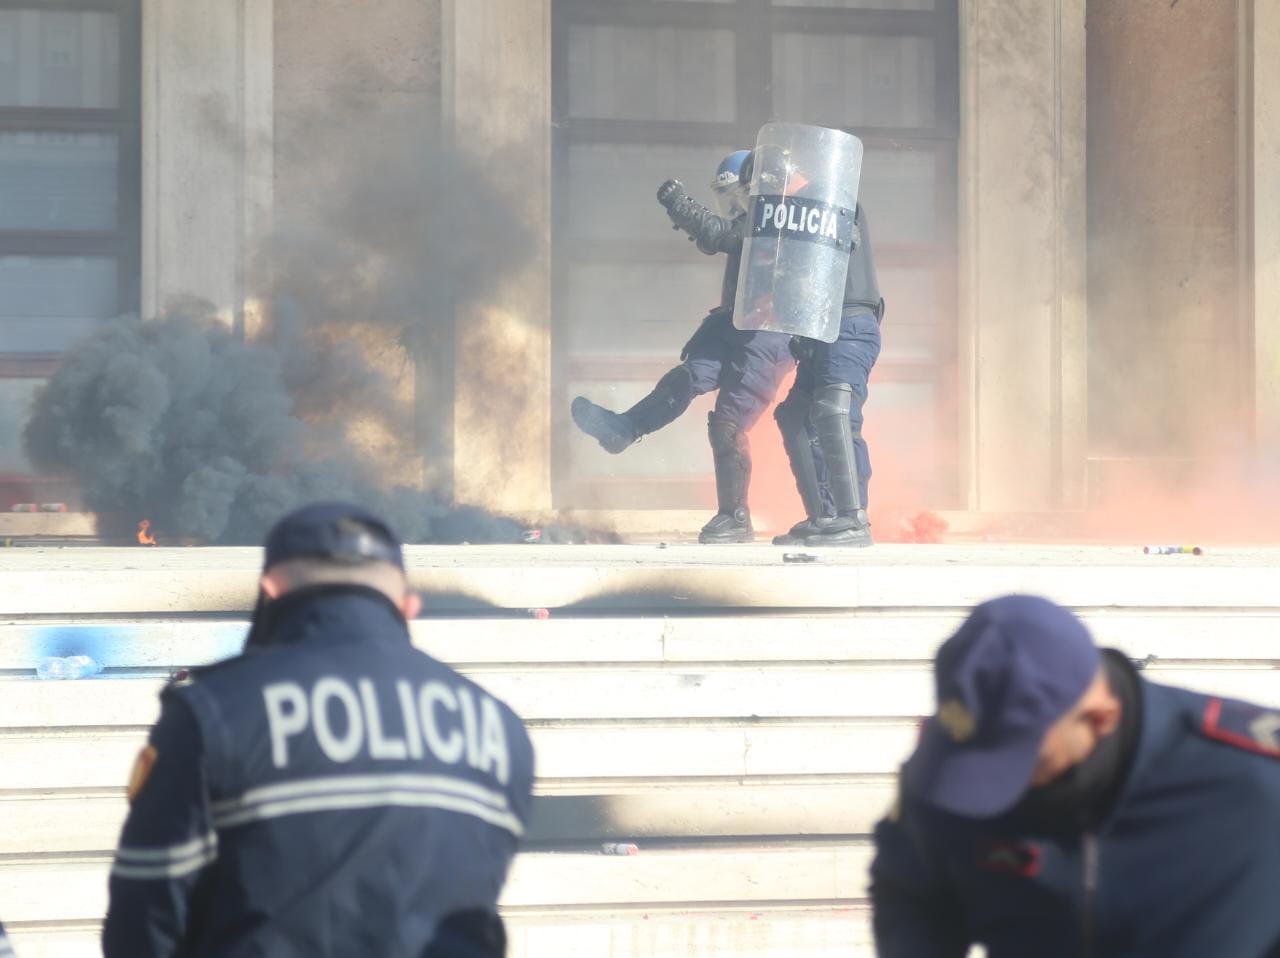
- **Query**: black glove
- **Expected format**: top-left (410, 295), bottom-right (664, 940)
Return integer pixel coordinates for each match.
top-left (788, 336), bottom-right (815, 363)
top-left (657, 178), bottom-right (687, 210)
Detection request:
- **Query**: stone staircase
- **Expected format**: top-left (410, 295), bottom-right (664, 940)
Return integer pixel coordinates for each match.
top-left (1, 544), bottom-right (1278, 957)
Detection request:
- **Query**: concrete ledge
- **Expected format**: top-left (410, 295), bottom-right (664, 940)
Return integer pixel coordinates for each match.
top-left (0, 513), bottom-right (96, 537)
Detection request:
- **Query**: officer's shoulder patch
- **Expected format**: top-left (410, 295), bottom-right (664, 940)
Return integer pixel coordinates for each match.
top-left (162, 653), bottom-right (247, 694)
top-left (127, 744), bottom-right (158, 804)
top-left (1201, 697), bottom-right (1280, 758)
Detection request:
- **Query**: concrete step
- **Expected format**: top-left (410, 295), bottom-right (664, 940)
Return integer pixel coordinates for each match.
top-left (2, 907), bottom-right (887, 958)
top-left (0, 722), bottom-right (919, 789)
top-left (0, 544), bottom-right (1271, 958)
top-left (0, 842), bottom-right (875, 923)
top-left (5, 608), bottom-right (1280, 671)
top-left (0, 781), bottom-right (898, 855)
top-left (3, 664), bottom-right (1276, 731)
top-left (2, 543), bottom-right (1277, 613)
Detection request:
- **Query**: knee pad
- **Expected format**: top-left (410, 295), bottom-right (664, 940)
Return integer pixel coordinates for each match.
top-left (811, 383), bottom-right (853, 422)
top-left (707, 414), bottom-right (748, 456)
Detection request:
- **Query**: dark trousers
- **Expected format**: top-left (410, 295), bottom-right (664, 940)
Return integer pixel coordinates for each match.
top-left (632, 307), bottom-right (795, 434)
top-left (780, 308), bottom-right (881, 507)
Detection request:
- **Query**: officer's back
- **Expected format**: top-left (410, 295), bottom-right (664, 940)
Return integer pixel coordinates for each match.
top-left (103, 503), bottom-right (535, 958)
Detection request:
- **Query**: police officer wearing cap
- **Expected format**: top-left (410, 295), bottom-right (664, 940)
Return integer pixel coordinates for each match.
top-left (103, 503), bottom-right (535, 958)
top-left (871, 594), bottom-right (1280, 958)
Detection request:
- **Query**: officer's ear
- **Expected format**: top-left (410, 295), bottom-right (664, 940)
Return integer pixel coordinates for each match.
top-left (260, 571), bottom-right (287, 600)
top-left (400, 590), bottom-right (422, 621)
top-left (1081, 676), bottom-right (1122, 738)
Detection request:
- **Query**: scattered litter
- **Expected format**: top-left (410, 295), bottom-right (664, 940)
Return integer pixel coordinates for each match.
top-left (522, 529), bottom-right (543, 543)
top-left (657, 542), bottom-right (668, 549)
top-left (9, 503), bottom-right (36, 513)
top-left (601, 842), bottom-right (639, 856)
top-left (1143, 545), bottom-right (1202, 556)
top-left (36, 655), bottom-right (102, 680)
top-left (526, 608), bottom-right (550, 620)
top-left (782, 552), bottom-right (819, 563)
top-left (39, 502), bottom-right (67, 512)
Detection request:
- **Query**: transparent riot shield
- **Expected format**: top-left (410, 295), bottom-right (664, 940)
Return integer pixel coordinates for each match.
top-left (732, 123), bottom-right (863, 343)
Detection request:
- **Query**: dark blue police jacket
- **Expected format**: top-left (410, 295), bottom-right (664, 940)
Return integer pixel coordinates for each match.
top-left (103, 588), bottom-right (535, 958)
top-left (0, 919), bottom-right (14, 958)
top-left (872, 678), bottom-right (1280, 958)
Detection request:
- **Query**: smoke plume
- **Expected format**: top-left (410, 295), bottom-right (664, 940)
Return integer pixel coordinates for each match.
top-left (24, 303), bottom-right (532, 544)
top-left (21, 89), bottom-right (607, 545)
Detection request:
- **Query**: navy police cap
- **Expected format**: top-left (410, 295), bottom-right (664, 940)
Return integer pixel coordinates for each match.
top-left (903, 595), bottom-right (1101, 817)
top-left (262, 502), bottom-right (404, 571)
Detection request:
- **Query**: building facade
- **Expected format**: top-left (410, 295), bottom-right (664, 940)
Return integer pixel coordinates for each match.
top-left (0, 0), bottom-right (1276, 528)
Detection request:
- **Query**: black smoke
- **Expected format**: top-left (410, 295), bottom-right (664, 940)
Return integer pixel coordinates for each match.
top-left (21, 93), bottom-right (611, 545)
top-left (22, 303), bottom-right (533, 544)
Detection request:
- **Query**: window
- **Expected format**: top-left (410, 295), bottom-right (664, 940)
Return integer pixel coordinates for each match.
top-left (553, 0), bottom-right (959, 509)
top-left (0, 0), bottom-right (139, 473)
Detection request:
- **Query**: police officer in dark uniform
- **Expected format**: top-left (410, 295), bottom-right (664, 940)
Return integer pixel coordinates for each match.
top-left (103, 502), bottom-right (535, 958)
top-left (571, 151), bottom-right (795, 544)
top-left (0, 920), bottom-right (15, 958)
top-left (772, 203), bottom-right (882, 548)
top-left (872, 595), bottom-right (1280, 958)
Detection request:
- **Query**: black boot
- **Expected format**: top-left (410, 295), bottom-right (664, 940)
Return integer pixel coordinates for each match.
top-left (772, 394), bottom-right (829, 545)
top-left (571, 367), bottom-right (695, 455)
top-left (806, 384), bottom-right (873, 548)
top-left (700, 507), bottom-right (753, 543)
top-left (571, 397), bottom-right (637, 454)
top-left (700, 415), bottom-right (754, 543)
top-left (772, 517), bottom-right (825, 547)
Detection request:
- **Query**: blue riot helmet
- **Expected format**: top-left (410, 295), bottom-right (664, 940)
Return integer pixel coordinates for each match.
top-left (710, 149), bottom-right (752, 217)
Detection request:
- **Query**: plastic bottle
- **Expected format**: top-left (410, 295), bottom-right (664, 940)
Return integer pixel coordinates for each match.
top-left (36, 655), bottom-right (102, 680)
top-left (601, 842), bottom-right (639, 856)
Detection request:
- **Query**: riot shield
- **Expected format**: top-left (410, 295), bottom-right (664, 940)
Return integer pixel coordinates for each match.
top-left (732, 123), bottom-right (863, 343)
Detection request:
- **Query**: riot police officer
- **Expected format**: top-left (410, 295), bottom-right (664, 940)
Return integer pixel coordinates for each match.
top-left (571, 151), bottom-right (795, 543)
top-left (0, 920), bottom-right (15, 958)
top-left (102, 502), bottom-right (535, 957)
top-left (772, 202), bottom-right (882, 548)
top-left (872, 595), bottom-right (1280, 957)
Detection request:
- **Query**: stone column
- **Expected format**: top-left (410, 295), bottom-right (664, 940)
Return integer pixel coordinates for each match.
top-left (958, 0), bottom-right (1087, 511)
top-left (1254, 1), bottom-right (1280, 461)
top-left (140, 0), bottom-right (273, 329)
top-left (443, 0), bottom-right (553, 514)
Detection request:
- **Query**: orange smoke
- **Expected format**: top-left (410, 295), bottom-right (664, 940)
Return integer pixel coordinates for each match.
top-left (745, 369), bottom-right (803, 532)
top-left (1080, 457), bottom-right (1280, 545)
